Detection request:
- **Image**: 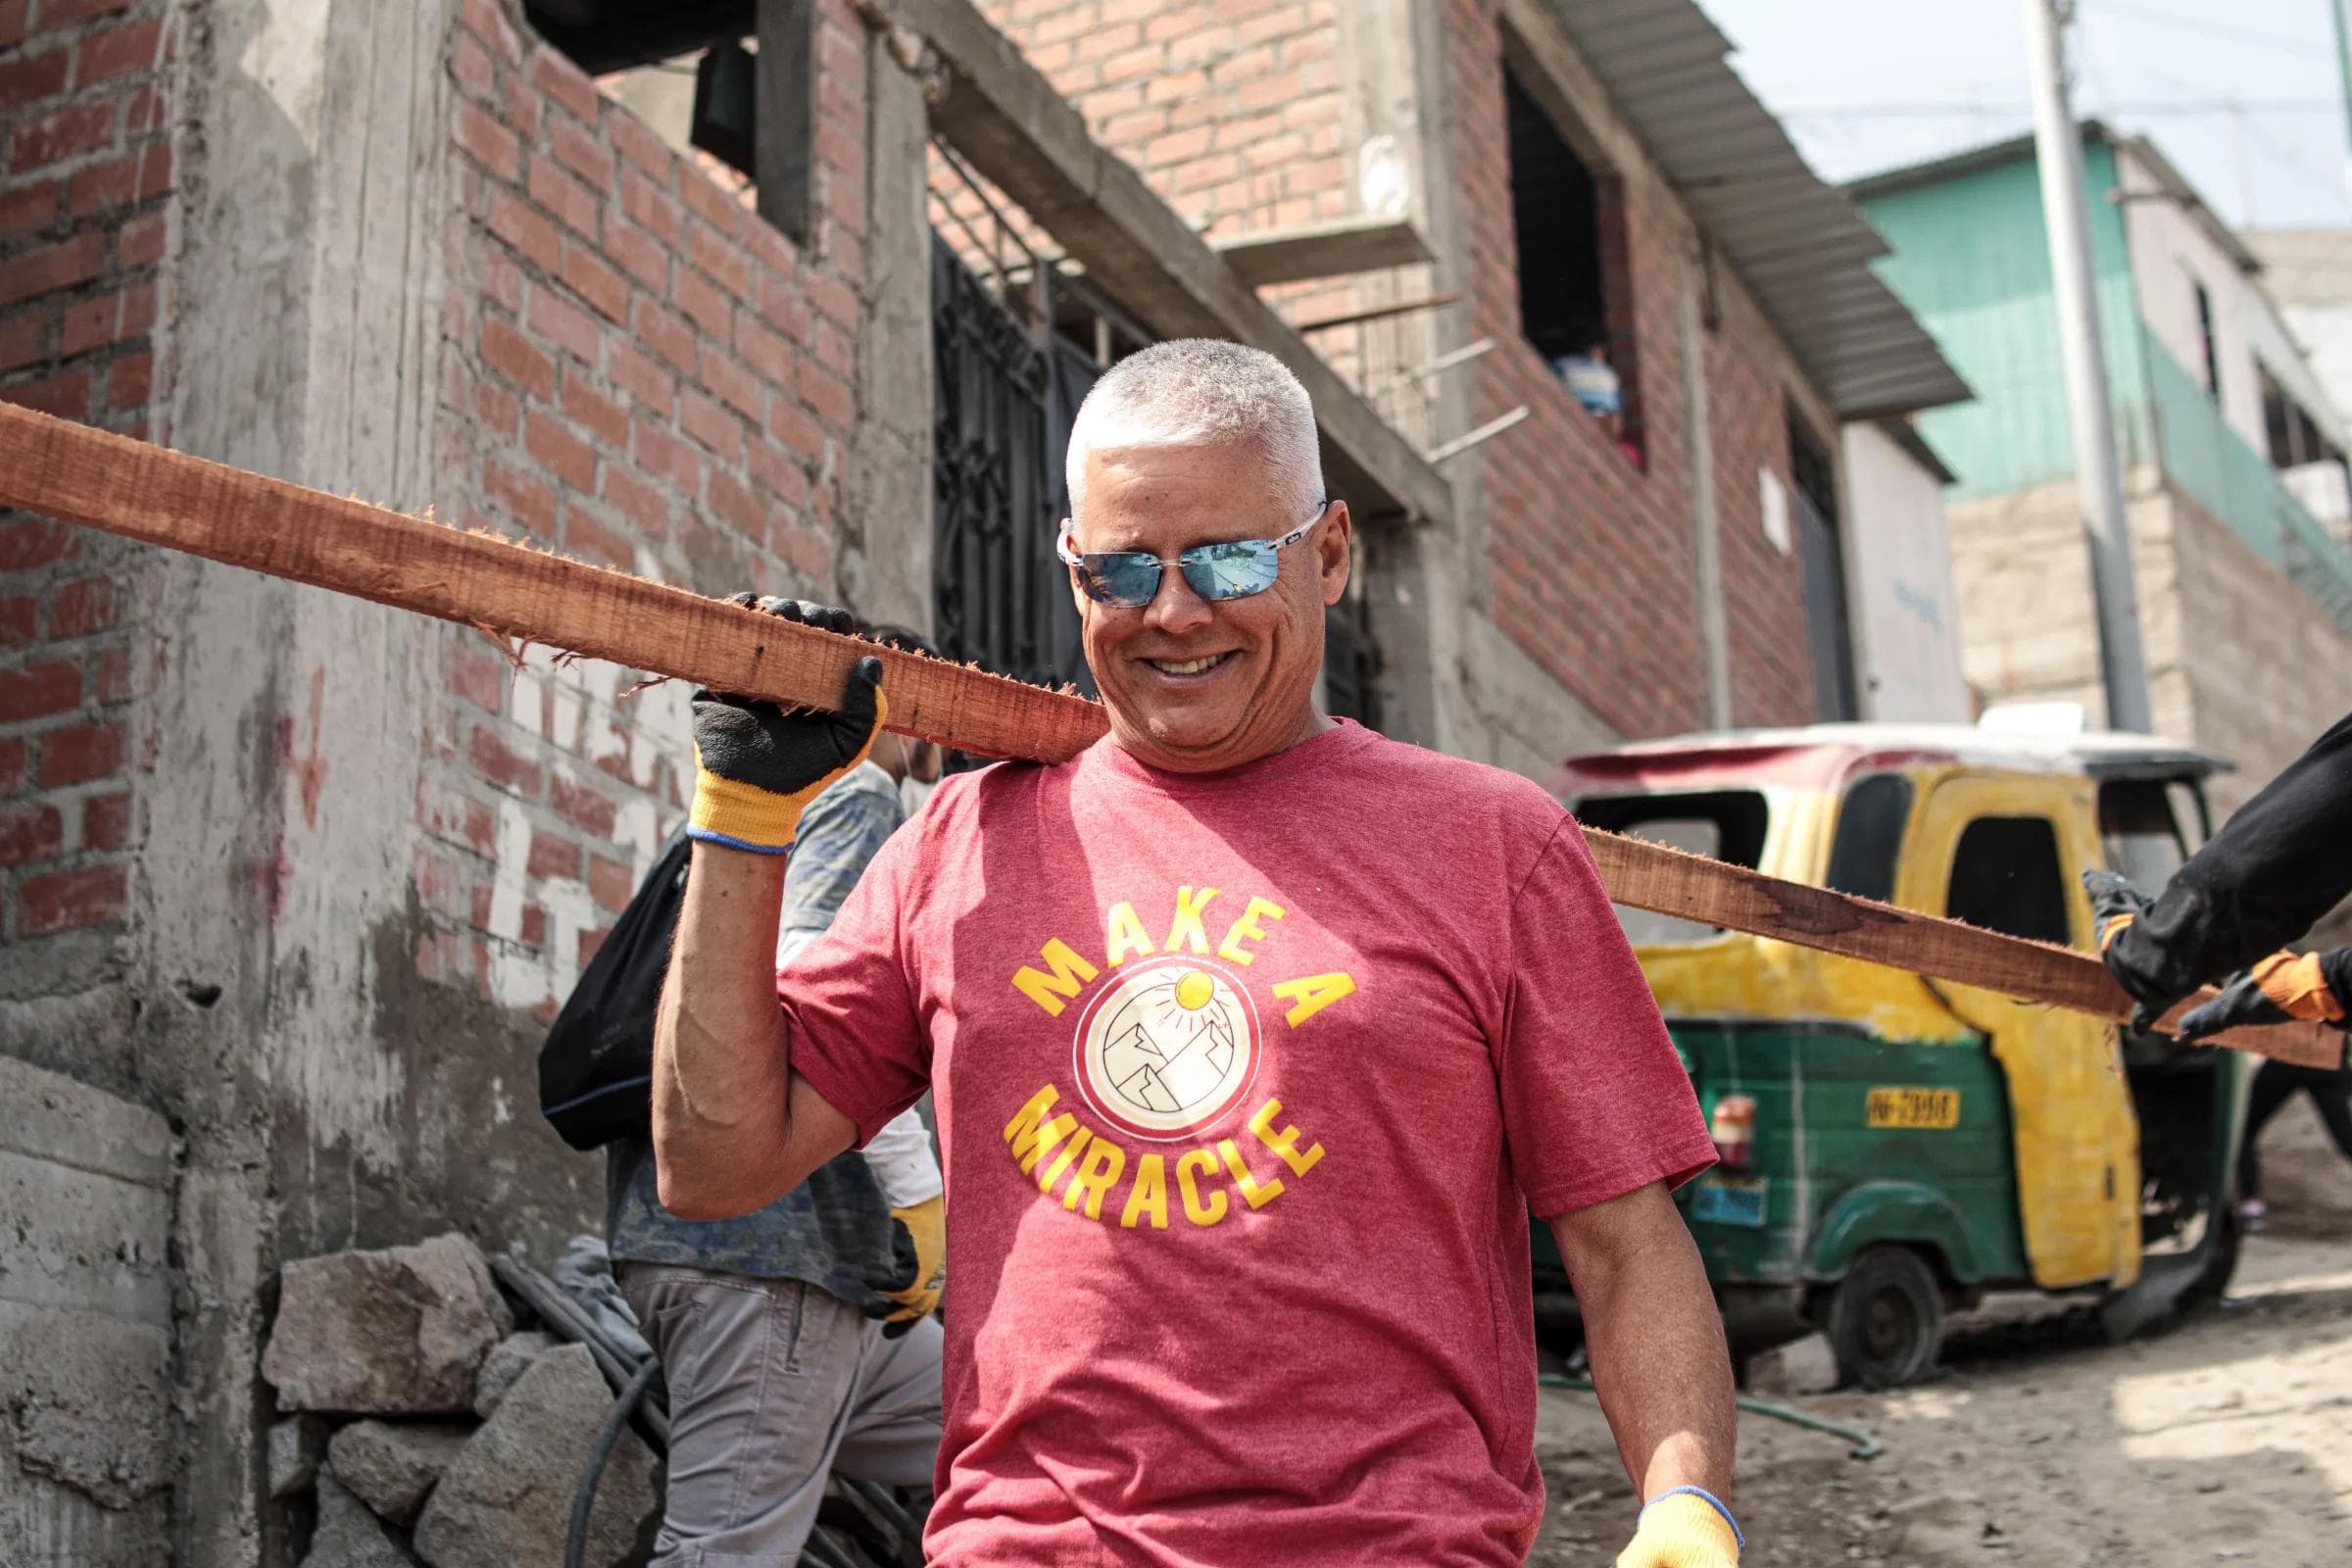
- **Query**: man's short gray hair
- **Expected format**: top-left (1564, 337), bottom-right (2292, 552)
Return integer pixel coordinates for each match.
top-left (1065, 339), bottom-right (1324, 521)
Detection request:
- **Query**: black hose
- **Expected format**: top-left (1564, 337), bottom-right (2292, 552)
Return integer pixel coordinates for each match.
top-left (566, 1357), bottom-right (662, 1568)
top-left (489, 1254), bottom-right (671, 1449)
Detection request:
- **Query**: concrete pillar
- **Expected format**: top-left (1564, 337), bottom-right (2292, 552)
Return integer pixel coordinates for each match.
top-left (845, 24), bottom-right (936, 634)
top-left (154, 2), bottom-right (454, 1562)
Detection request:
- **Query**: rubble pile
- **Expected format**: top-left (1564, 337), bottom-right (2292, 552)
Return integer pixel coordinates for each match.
top-left (260, 1234), bottom-right (659, 1568)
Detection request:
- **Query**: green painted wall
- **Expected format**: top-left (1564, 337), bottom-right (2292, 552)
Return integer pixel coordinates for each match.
top-left (1857, 140), bottom-right (2154, 501)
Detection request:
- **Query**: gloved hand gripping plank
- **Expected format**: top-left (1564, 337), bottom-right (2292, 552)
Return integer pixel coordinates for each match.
top-left (0, 403), bottom-right (2335, 1069)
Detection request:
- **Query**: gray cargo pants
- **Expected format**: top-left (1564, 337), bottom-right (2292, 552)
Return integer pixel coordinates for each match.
top-left (619, 1262), bottom-right (944, 1566)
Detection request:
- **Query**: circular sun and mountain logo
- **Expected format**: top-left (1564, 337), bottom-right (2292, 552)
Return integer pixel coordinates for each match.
top-left (1070, 955), bottom-right (1263, 1142)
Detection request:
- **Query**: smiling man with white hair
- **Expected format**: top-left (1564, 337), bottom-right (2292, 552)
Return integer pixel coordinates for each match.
top-left (654, 339), bottom-right (1741, 1566)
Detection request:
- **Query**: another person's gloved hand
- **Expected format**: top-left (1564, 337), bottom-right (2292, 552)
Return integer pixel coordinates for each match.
top-left (1617, 1488), bottom-right (1741, 1568)
top-left (2177, 949), bottom-right (2351, 1043)
top-left (869, 1195), bottom-right (945, 1337)
top-left (2082, 869), bottom-right (2173, 1032)
top-left (688, 596), bottom-right (885, 856)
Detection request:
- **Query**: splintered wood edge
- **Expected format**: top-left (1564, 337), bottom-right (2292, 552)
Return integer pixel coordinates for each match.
top-left (0, 402), bottom-right (1111, 764)
top-left (0, 404), bottom-right (2329, 1067)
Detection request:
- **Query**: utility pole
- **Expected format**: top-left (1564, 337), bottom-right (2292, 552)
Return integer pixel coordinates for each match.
top-left (2022, 0), bottom-right (2154, 733)
top-left (2332, 0), bottom-right (2352, 202)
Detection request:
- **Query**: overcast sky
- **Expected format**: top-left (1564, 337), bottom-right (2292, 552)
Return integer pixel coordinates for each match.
top-left (1698, 0), bottom-right (2352, 232)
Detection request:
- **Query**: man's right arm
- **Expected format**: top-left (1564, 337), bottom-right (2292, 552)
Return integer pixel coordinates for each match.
top-left (653, 596), bottom-right (887, 1219)
top-left (653, 841), bottom-right (857, 1220)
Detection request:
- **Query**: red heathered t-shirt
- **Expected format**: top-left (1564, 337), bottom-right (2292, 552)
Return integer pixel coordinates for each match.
top-left (781, 720), bottom-right (1714, 1566)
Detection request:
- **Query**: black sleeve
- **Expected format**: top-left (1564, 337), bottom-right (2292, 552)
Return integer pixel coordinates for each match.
top-left (2322, 947), bottom-right (2352, 1018)
top-left (2108, 711), bottom-right (2352, 1002)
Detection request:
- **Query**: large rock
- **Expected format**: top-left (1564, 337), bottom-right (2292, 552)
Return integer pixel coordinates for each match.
top-left (413, 1345), bottom-right (658, 1568)
top-left (303, 1478), bottom-right (417, 1568)
top-left (326, 1420), bottom-right (471, 1526)
top-left (262, 1234), bottom-right (506, 1415)
top-left (472, 1330), bottom-right (559, 1419)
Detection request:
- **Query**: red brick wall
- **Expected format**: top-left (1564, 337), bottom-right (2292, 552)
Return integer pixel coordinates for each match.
top-left (974, 0), bottom-right (1816, 736)
top-left (417, 0), bottom-right (872, 1013)
top-left (1446, 0), bottom-right (1810, 736)
top-left (0, 0), bottom-right (173, 955)
top-left (975, 0), bottom-right (1347, 242)
top-left (1711, 333), bottom-right (1813, 727)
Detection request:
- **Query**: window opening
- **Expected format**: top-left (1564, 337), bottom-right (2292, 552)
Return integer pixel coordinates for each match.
top-left (2192, 279), bottom-right (2221, 402)
top-left (2098, 777), bottom-right (2188, 885)
top-left (1825, 773), bottom-right (1913, 904)
top-left (1576, 791), bottom-right (1768, 946)
top-left (1502, 65), bottom-right (1642, 463)
top-left (1946, 816), bottom-right (2071, 947)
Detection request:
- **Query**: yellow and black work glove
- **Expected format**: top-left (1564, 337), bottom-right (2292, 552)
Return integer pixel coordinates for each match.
top-left (2083, 869), bottom-right (2171, 1032)
top-left (868, 1195), bottom-right (945, 1338)
top-left (2177, 948), bottom-right (2352, 1044)
top-left (1618, 1489), bottom-right (1741, 1568)
top-left (687, 596), bottom-right (886, 856)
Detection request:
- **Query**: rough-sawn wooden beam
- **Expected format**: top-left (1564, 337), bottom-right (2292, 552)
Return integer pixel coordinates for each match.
top-left (0, 405), bottom-right (2334, 1068)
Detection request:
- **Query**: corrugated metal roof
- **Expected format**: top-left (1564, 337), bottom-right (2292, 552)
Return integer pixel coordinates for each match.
top-left (1540, 0), bottom-right (1972, 418)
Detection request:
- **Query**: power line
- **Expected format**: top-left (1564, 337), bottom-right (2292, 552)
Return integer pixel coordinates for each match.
top-left (2082, 0), bottom-right (2319, 56)
top-left (1780, 98), bottom-right (2338, 120)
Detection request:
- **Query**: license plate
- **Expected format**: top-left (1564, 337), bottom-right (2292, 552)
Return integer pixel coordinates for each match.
top-left (1690, 1176), bottom-right (1768, 1227)
top-left (1866, 1087), bottom-right (1961, 1129)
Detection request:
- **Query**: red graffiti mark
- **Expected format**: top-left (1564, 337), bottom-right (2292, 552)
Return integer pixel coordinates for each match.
top-left (295, 666), bottom-right (327, 830)
top-left (234, 853), bottom-right (293, 924)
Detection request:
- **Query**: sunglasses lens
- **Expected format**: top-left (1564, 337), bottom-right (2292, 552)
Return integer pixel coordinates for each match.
top-left (1083, 553), bottom-right (1163, 607)
top-left (1180, 540), bottom-right (1279, 601)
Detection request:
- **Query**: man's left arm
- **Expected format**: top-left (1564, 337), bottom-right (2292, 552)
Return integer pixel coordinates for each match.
top-left (1497, 814), bottom-right (1740, 1564)
top-left (1548, 1185), bottom-right (1740, 1566)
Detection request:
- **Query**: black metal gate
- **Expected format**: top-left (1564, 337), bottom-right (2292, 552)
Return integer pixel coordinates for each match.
top-left (929, 224), bottom-right (1385, 732)
top-left (930, 233), bottom-right (1098, 696)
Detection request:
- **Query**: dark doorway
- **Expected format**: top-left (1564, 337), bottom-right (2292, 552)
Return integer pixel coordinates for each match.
top-left (1789, 418), bottom-right (1857, 721)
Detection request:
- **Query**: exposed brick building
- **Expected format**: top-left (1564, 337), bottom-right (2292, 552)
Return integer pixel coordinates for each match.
top-left (0, 0), bottom-right (924, 1560)
top-left (0, 0), bottom-right (1959, 1561)
top-left (967, 0), bottom-right (1965, 764)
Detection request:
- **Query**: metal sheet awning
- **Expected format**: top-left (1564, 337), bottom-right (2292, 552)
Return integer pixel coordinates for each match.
top-left (1541, 0), bottom-right (1972, 418)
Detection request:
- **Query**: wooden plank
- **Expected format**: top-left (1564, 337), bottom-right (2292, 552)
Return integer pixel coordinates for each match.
top-left (1215, 218), bottom-right (1438, 288)
top-left (0, 403), bottom-right (2333, 1068)
top-left (0, 404), bottom-right (1109, 766)
top-left (873, 0), bottom-right (1455, 527)
top-left (1583, 825), bottom-right (2342, 1069)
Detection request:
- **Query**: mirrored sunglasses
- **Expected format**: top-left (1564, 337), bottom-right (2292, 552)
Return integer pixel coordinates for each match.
top-left (1055, 502), bottom-right (1331, 608)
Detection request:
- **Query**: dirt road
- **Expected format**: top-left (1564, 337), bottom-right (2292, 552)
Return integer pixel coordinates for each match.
top-left (1534, 1106), bottom-right (2352, 1566)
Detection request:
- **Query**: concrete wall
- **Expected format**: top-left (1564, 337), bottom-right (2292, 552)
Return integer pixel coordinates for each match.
top-left (1841, 421), bottom-right (1970, 723)
top-left (1945, 469), bottom-right (2194, 742)
top-left (1946, 466), bottom-right (2352, 818)
top-left (0, 1), bottom-right (930, 1562)
top-left (0, 1056), bottom-right (176, 1568)
top-left (2166, 480), bottom-right (2352, 821)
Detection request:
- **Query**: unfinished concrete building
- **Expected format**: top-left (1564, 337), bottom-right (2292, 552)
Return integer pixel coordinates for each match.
top-left (1856, 125), bottom-right (2352, 818)
top-left (0, 0), bottom-right (1964, 1562)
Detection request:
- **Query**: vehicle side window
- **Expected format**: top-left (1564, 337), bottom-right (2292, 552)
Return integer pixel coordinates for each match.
top-left (2097, 777), bottom-right (2195, 886)
top-left (1946, 816), bottom-right (2072, 946)
top-left (1825, 773), bottom-right (1913, 903)
top-left (1574, 790), bottom-right (1769, 946)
